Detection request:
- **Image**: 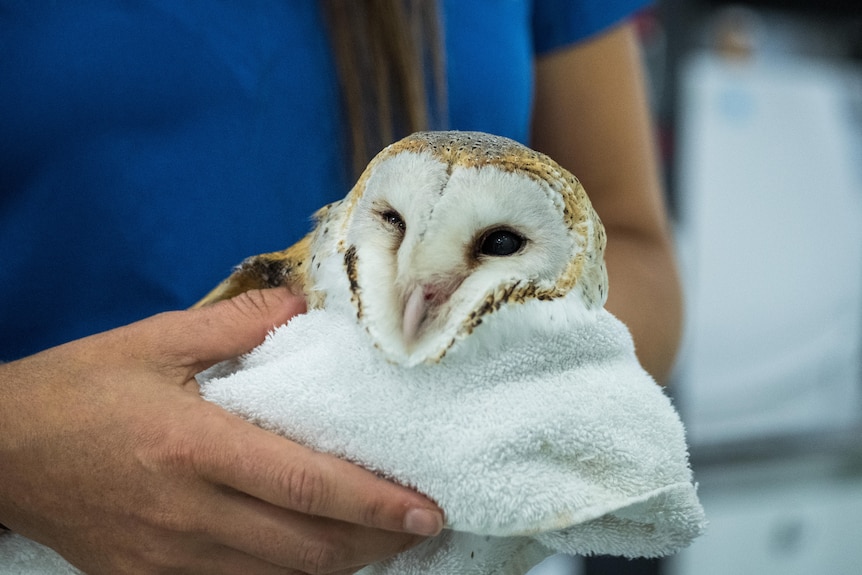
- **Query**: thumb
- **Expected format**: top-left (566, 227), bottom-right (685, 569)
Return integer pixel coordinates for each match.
top-left (158, 288), bottom-right (307, 375)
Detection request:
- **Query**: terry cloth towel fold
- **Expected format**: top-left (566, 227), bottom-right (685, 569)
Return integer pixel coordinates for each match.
top-left (0, 295), bottom-right (705, 574)
top-left (0, 534), bottom-right (81, 575)
top-left (199, 294), bottom-right (705, 574)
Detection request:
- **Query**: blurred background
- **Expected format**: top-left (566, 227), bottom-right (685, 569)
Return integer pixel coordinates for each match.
top-left (532, 0), bottom-right (862, 574)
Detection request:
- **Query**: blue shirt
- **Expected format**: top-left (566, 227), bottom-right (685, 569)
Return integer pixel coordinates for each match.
top-left (0, 0), bottom-right (648, 359)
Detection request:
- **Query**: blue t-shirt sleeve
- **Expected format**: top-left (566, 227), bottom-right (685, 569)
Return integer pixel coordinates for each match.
top-left (532, 0), bottom-right (653, 54)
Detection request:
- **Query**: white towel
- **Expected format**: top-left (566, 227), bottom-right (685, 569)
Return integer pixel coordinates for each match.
top-left (0, 293), bottom-right (705, 574)
top-left (0, 534), bottom-right (79, 575)
top-left (200, 293), bottom-right (705, 573)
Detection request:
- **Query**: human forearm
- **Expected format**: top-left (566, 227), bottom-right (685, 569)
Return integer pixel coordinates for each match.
top-left (602, 225), bottom-right (683, 383)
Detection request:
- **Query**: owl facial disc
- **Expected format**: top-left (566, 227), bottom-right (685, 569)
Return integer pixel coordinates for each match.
top-left (324, 131), bottom-right (608, 366)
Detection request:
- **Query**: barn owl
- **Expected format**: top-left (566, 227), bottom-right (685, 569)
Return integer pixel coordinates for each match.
top-left (0, 132), bottom-right (704, 575)
top-left (196, 130), bottom-right (608, 365)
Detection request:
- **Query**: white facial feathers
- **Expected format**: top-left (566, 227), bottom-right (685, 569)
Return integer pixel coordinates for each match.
top-left (313, 131), bottom-right (607, 365)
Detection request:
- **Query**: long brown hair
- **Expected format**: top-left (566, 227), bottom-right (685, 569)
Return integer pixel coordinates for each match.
top-left (321, 0), bottom-right (447, 178)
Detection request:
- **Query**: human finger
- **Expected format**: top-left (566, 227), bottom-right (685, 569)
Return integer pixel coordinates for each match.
top-left (194, 416), bottom-right (443, 537)
top-left (203, 492), bottom-right (424, 573)
top-left (143, 288), bottom-right (306, 377)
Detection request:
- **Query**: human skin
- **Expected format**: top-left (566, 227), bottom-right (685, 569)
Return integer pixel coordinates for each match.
top-left (0, 288), bottom-right (443, 575)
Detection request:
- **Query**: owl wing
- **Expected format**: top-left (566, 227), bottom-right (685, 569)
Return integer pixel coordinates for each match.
top-left (192, 232), bottom-right (313, 308)
top-left (192, 201), bottom-right (345, 308)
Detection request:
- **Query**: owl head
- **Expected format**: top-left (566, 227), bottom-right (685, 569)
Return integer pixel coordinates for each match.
top-left (310, 131), bottom-right (607, 366)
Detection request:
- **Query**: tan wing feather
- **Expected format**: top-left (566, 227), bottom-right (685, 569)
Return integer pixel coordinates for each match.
top-left (192, 232), bottom-right (313, 308)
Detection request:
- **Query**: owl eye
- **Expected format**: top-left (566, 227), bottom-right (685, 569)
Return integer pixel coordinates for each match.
top-left (379, 209), bottom-right (406, 233)
top-left (478, 229), bottom-right (524, 257)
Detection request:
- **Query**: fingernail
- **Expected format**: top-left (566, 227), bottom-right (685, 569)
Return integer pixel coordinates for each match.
top-left (404, 508), bottom-right (443, 536)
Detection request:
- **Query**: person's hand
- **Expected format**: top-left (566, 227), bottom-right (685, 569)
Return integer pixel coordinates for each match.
top-left (0, 288), bottom-right (443, 574)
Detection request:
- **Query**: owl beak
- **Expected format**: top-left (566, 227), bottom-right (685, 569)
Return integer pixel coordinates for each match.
top-left (402, 285), bottom-right (427, 345)
top-left (402, 280), bottom-right (462, 346)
